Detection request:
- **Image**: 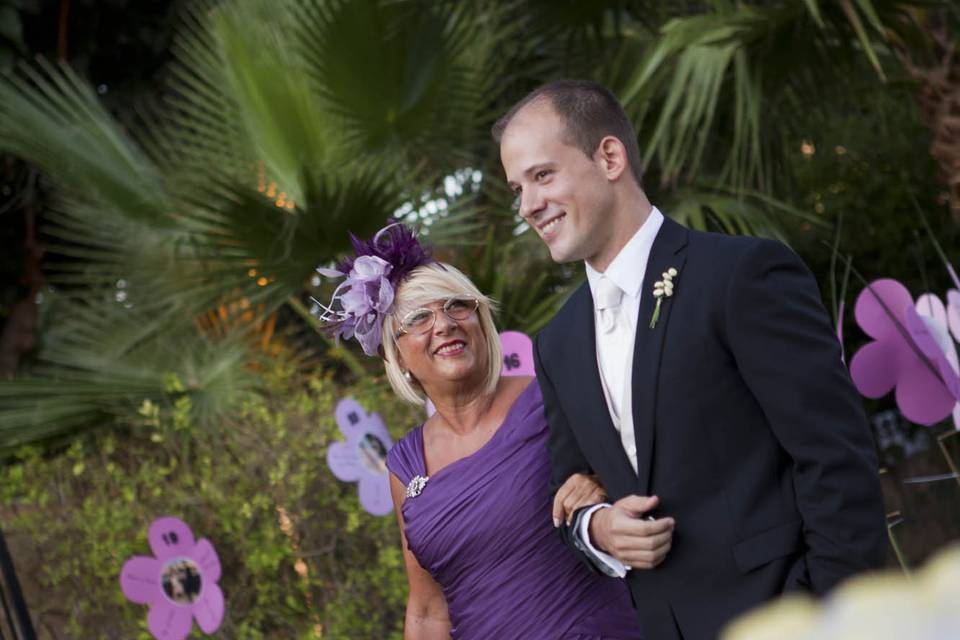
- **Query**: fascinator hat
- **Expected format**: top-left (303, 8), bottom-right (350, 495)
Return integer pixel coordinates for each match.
top-left (314, 220), bottom-right (433, 356)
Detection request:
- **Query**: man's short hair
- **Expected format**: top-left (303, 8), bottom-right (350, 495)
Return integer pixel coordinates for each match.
top-left (491, 79), bottom-right (643, 187)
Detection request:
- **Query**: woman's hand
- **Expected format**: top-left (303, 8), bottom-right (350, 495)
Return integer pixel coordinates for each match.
top-left (552, 472), bottom-right (606, 528)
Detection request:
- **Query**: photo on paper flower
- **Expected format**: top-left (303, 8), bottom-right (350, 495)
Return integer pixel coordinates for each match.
top-left (161, 558), bottom-right (203, 605)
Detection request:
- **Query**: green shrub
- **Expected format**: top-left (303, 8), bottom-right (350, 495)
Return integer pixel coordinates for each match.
top-left (0, 347), bottom-right (421, 639)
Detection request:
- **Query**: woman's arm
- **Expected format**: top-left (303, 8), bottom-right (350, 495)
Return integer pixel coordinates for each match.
top-left (390, 473), bottom-right (452, 640)
top-left (551, 472), bottom-right (607, 527)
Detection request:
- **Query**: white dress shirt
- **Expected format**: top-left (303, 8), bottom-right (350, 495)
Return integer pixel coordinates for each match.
top-left (577, 207), bottom-right (664, 576)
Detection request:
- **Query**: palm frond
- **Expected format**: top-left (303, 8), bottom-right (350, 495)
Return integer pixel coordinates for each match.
top-left (464, 227), bottom-right (581, 335)
top-left (212, 2), bottom-right (337, 203)
top-left (0, 60), bottom-right (175, 226)
top-left (618, 1), bottom-right (924, 193)
top-left (290, 0), bottom-right (509, 173)
top-left (0, 294), bottom-right (259, 452)
top-left (660, 186), bottom-right (829, 243)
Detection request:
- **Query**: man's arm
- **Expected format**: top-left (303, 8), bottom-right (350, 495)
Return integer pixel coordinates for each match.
top-left (534, 333), bottom-right (674, 575)
top-left (725, 239), bottom-right (886, 594)
top-left (533, 333), bottom-right (612, 573)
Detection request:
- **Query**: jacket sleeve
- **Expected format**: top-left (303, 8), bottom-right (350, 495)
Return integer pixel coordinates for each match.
top-left (534, 332), bottom-right (618, 575)
top-left (725, 239), bottom-right (887, 594)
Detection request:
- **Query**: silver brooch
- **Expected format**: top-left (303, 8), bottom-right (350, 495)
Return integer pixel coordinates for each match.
top-left (406, 475), bottom-right (429, 498)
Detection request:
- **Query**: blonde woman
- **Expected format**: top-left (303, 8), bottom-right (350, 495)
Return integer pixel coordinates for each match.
top-left (318, 223), bottom-right (641, 639)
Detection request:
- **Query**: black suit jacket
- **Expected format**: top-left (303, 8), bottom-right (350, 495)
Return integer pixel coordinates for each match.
top-left (533, 217), bottom-right (886, 640)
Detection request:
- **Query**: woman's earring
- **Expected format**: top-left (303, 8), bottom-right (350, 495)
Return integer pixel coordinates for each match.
top-left (403, 370), bottom-right (413, 382)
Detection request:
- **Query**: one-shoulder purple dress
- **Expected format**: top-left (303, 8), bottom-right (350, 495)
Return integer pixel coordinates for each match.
top-left (386, 382), bottom-right (642, 639)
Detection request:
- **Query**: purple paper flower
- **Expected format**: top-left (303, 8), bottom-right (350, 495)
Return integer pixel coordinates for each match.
top-left (849, 279), bottom-right (959, 426)
top-left (326, 398), bottom-right (394, 516)
top-left (120, 517), bottom-right (224, 639)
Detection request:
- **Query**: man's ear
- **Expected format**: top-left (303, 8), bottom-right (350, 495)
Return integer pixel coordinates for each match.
top-left (596, 136), bottom-right (629, 181)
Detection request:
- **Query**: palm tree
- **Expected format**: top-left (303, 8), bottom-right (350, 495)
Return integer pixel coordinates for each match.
top-left (0, 0), bottom-right (945, 451)
top-left (0, 0), bottom-right (510, 450)
top-left (612, 0), bottom-right (937, 208)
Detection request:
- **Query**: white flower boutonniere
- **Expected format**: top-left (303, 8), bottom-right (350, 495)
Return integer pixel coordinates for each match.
top-left (650, 267), bottom-right (678, 329)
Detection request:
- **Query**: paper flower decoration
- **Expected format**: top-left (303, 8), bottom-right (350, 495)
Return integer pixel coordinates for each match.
top-left (849, 279), bottom-right (959, 425)
top-left (917, 290), bottom-right (960, 345)
top-left (722, 543), bottom-right (960, 640)
top-left (120, 516), bottom-right (224, 640)
top-left (912, 292), bottom-right (960, 430)
top-left (327, 398), bottom-right (394, 516)
top-left (949, 290), bottom-right (960, 342)
top-left (499, 330), bottom-right (536, 377)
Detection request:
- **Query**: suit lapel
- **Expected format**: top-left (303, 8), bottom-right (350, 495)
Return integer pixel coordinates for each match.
top-left (559, 284), bottom-right (638, 493)
top-left (631, 217), bottom-right (689, 496)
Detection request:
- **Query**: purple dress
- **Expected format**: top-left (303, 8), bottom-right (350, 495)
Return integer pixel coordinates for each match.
top-left (387, 382), bottom-right (642, 639)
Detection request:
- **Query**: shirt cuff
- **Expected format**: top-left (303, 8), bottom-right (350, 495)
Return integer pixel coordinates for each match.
top-left (577, 503), bottom-right (629, 578)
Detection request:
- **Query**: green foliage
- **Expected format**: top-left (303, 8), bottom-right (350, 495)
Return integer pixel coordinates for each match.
top-left (0, 347), bottom-right (421, 638)
top-left (775, 80), bottom-right (960, 425)
top-left (3, 0), bottom-right (945, 451)
top-left (0, 293), bottom-right (260, 452)
top-left (463, 225), bottom-right (582, 336)
top-left (787, 82), bottom-right (960, 320)
top-left (619, 0), bottom-right (927, 194)
top-left (0, 0), bottom-right (516, 449)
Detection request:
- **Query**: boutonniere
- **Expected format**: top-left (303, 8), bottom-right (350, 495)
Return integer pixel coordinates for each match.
top-left (650, 267), bottom-right (678, 329)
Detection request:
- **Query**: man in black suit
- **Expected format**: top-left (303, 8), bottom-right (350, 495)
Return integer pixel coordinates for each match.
top-left (493, 80), bottom-right (886, 639)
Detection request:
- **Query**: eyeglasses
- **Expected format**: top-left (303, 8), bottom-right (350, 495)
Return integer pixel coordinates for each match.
top-left (395, 298), bottom-right (480, 337)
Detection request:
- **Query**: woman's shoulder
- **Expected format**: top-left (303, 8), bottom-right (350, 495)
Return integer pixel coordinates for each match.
top-left (502, 375), bottom-right (538, 403)
top-left (386, 423), bottom-right (424, 485)
top-left (508, 375), bottom-right (541, 409)
top-left (499, 376), bottom-right (544, 432)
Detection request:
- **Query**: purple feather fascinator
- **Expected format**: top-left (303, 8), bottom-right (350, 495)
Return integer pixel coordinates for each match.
top-left (313, 220), bottom-right (433, 356)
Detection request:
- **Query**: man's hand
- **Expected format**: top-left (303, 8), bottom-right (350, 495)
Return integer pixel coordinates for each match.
top-left (588, 495), bottom-right (674, 569)
top-left (552, 473), bottom-right (606, 527)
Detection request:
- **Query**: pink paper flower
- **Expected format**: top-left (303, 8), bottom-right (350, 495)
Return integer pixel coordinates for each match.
top-left (849, 279), bottom-right (959, 425)
top-left (499, 331), bottom-right (536, 377)
top-left (120, 517), bottom-right (224, 639)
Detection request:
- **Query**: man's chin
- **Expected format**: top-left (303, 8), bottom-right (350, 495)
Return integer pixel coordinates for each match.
top-left (546, 242), bottom-right (580, 264)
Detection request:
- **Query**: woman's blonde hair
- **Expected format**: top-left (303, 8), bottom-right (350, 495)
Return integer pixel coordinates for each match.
top-left (381, 263), bottom-right (501, 405)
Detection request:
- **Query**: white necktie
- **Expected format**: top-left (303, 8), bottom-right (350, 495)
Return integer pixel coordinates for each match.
top-left (596, 276), bottom-right (623, 334)
top-left (595, 276), bottom-right (632, 420)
